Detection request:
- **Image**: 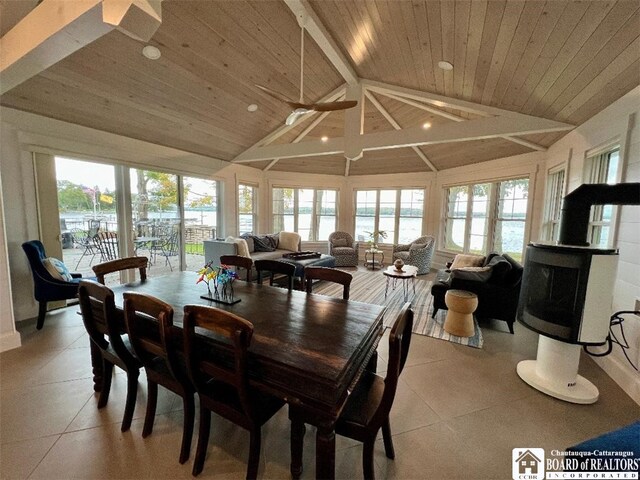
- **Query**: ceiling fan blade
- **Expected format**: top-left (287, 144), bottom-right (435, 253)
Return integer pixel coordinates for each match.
top-left (285, 108), bottom-right (313, 126)
top-left (255, 84), bottom-right (296, 105)
top-left (311, 100), bottom-right (358, 112)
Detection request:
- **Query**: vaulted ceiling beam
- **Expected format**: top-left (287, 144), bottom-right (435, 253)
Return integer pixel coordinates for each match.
top-left (236, 84), bottom-right (345, 161)
top-left (0, 0), bottom-right (162, 95)
top-left (363, 79), bottom-right (561, 120)
top-left (364, 90), bottom-right (437, 171)
top-left (283, 0), bottom-right (359, 85)
top-left (381, 91), bottom-right (547, 151)
top-left (262, 107), bottom-right (335, 171)
top-left (233, 113), bottom-right (573, 163)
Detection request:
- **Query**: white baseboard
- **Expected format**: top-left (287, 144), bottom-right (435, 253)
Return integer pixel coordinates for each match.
top-left (593, 355), bottom-right (640, 406)
top-left (0, 330), bottom-right (22, 352)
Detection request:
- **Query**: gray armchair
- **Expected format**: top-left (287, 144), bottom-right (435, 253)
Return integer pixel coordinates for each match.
top-left (392, 235), bottom-right (435, 275)
top-left (328, 231), bottom-right (359, 267)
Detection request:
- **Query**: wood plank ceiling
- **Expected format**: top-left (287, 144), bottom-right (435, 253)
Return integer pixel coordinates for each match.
top-left (1, 0), bottom-right (639, 176)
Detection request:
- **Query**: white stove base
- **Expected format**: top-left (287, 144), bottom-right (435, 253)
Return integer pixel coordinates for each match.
top-left (516, 335), bottom-right (599, 404)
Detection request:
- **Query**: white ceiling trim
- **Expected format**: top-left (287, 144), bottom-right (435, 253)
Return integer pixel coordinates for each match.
top-left (364, 90), bottom-right (437, 172)
top-left (0, 0), bottom-right (162, 95)
top-left (283, 0), bottom-right (359, 86)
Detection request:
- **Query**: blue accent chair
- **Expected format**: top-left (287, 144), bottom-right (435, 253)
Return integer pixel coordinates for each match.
top-left (22, 240), bottom-right (88, 330)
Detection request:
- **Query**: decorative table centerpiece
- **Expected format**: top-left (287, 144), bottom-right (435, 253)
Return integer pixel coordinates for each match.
top-left (364, 230), bottom-right (388, 249)
top-left (197, 261), bottom-right (241, 305)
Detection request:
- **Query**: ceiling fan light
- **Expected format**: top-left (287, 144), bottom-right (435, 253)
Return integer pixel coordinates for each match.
top-left (438, 61), bottom-right (453, 71)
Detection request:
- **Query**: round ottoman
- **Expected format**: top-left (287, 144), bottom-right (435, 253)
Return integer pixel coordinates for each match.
top-left (444, 289), bottom-right (478, 337)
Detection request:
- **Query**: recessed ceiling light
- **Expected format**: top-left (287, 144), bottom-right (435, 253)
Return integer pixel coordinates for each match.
top-left (142, 45), bottom-right (161, 60)
top-left (247, 104), bottom-right (258, 112)
top-left (438, 61), bottom-right (453, 71)
top-left (321, 136), bottom-right (329, 142)
top-left (422, 122), bottom-right (432, 130)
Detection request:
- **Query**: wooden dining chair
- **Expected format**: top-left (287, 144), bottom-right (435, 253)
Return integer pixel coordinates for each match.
top-left (92, 256), bottom-right (148, 284)
top-left (305, 266), bottom-right (352, 300)
top-left (123, 292), bottom-right (195, 464)
top-left (220, 255), bottom-right (253, 282)
top-left (182, 305), bottom-right (285, 479)
top-left (338, 302), bottom-right (413, 479)
top-left (290, 303), bottom-right (413, 480)
top-left (254, 259), bottom-right (296, 291)
top-left (77, 280), bottom-right (141, 432)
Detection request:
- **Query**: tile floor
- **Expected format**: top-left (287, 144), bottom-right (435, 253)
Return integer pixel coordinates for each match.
top-left (2, 285), bottom-right (639, 479)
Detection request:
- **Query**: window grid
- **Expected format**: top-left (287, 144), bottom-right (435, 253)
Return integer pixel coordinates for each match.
top-left (354, 189), bottom-right (425, 244)
top-left (443, 178), bottom-right (529, 261)
top-left (272, 187), bottom-right (337, 241)
top-left (585, 147), bottom-right (619, 247)
top-left (238, 183), bottom-right (257, 235)
top-left (542, 168), bottom-right (565, 242)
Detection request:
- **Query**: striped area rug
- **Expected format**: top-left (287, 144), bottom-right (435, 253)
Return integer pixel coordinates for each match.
top-left (314, 269), bottom-right (483, 348)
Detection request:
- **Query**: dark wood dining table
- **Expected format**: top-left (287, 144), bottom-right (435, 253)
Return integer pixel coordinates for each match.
top-left (92, 271), bottom-right (386, 479)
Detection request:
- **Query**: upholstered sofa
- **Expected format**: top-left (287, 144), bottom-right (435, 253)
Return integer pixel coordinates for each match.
top-left (391, 235), bottom-right (435, 275)
top-left (430, 252), bottom-right (523, 334)
top-left (203, 232), bottom-right (301, 279)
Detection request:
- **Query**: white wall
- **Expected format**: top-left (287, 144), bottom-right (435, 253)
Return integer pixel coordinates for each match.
top-left (543, 86), bottom-right (640, 404)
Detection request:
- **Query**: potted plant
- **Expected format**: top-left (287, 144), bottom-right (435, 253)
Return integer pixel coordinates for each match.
top-left (364, 230), bottom-right (387, 249)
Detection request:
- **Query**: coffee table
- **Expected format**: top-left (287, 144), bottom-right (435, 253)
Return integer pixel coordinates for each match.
top-left (279, 254), bottom-right (336, 286)
top-left (383, 265), bottom-right (418, 301)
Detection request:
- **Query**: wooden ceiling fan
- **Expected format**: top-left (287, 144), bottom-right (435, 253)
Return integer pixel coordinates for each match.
top-left (256, 22), bottom-right (357, 126)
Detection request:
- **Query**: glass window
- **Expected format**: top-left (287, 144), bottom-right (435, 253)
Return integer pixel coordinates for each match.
top-left (494, 179), bottom-right (528, 261)
top-left (444, 186), bottom-right (468, 252)
top-left (316, 189), bottom-right (337, 241)
top-left (272, 187), bottom-right (337, 241)
top-left (443, 178), bottom-right (529, 260)
top-left (355, 188), bottom-right (426, 244)
top-left (238, 184), bottom-right (256, 235)
top-left (585, 147), bottom-right (619, 247)
top-left (183, 177), bottom-right (218, 271)
top-left (55, 157), bottom-right (119, 282)
top-left (542, 168), bottom-right (565, 242)
top-left (398, 189), bottom-right (424, 244)
top-left (131, 169), bottom-right (181, 278)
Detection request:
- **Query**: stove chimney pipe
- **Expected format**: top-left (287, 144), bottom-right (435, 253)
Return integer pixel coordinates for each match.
top-left (558, 183), bottom-right (640, 246)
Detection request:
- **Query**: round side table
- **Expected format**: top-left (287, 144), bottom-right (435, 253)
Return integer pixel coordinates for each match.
top-left (443, 289), bottom-right (478, 337)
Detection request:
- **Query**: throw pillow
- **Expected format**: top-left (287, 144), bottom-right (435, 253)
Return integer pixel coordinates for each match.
top-left (253, 235), bottom-right (276, 252)
top-left (332, 238), bottom-right (348, 248)
top-left (266, 233), bottom-right (279, 249)
top-left (457, 266), bottom-right (491, 272)
top-left (279, 231), bottom-right (301, 252)
top-left (486, 255), bottom-right (512, 281)
top-left (235, 238), bottom-right (250, 258)
top-left (43, 257), bottom-right (73, 281)
top-left (409, 242), bottom-right (427, 251)
top-left (451, 253), bottom-right (485, 269)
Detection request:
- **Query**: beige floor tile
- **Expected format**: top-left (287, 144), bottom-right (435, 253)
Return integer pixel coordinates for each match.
top-left (402, 351), bottom-right (535, 419)
top-left (0, 435), bottom-right (59, 480)
top-left (30, 347), bottom-right (94, 386)
top-left (1, 378), bottom-right (93, 443)
top-left (65, 370), bottom-right (182, 432)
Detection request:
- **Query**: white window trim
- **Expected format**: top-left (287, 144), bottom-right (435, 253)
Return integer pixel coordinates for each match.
top-left (353, 188), bottom-right (427, 244)
top-left (237, 182), bottom-right (258, 236)
top-left (542, 164), bottom-right (567, 242)
top-left (271, 186), bottom-right (338, 241)
top-left (440, 177), bottom-right (530, 258)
